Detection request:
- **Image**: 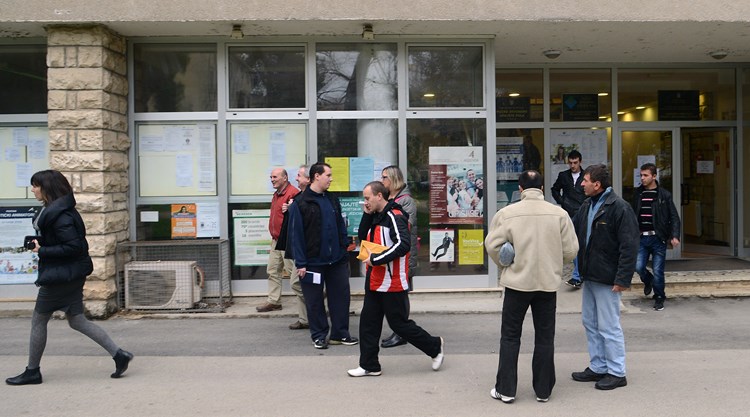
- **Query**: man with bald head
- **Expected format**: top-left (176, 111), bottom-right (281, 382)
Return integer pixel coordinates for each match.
top-left (257, 168), bottom-right (300, 315)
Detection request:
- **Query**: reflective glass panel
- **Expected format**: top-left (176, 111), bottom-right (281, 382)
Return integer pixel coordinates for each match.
top-left (408, 45), bottom-right (484, 108)
top-left (0, 46), bottom-right (47, 114)
top-left (228, 45), bottom-right (305, 109)
top-left (618, 69), bottom-right (735, 122)
top-left (744, 69), bottom-right (750, 250)
top-left (495, 69), bottom-right (544, 122)
top-left (316, 43), bottom-right (397, 111)
top-left (550, 69), bottom-right (611, 122)
top-left (133, 44), bottom-right (217, 112)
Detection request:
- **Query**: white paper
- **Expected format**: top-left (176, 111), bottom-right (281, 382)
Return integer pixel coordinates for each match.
top-left (233, 129), bottom-right (250, 154)
top-left (5, 146), bottom-right (21, 162)
top-left (140, 211), bottom-right (159, 222)
top-left (27, 138), bottom-right (47, 159)
top-left (140, 135), bottom-right (165, 153)
top-left (270, 134), bottom-right (286, 166)
top-left (12, 128), bottom-right (28, 146)
top-left (696, 160), bottom-right (714, 174)
top-left (175, 154), bottom-right (193, 187)
top-left (198, 125), bottom-right (216, 193)
top-left (196, 202), bottom-right (220, 238)
top-left (16, 163), bottom-right (33, 187)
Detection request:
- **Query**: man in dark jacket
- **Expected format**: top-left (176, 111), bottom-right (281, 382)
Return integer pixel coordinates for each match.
top-left (551, 149), bottom-right (585, 288)
top-left (632, 163), bottom-right (681, 311)
top-left (287, 162), bottom-right (358, 350)
top-left (571, 164), bottom-right (639, 391)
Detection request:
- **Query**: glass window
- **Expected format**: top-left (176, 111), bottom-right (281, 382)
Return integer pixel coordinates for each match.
top-left (316, 43), bottom-right (397, 111)
top-left (495, 69), bottom-right (544, 122)
top-left (495, 129), bottom-right (543, 208)
top-left (228, 45), bottom-right (305, 109)
top-left (133, 44), bottom-right (217, 112)
top-left (743, 69), bottom-right (750, 250)
top-left (408, 45), bottom-right (484, 108)
top-left (620, 130), bottom-right (673, 204)
top-left (229, 121), bottom-right (307, 196)
top-left (550, 69), bottom-right (612, 122)
top-left (0, 46), bottom-right (47, 114)
top-left (406, 118), bottom-right (487, 276)
top-left (317, 119), bottom-right (398, 164)
top-left (618, 69), bottom-right (735, 122)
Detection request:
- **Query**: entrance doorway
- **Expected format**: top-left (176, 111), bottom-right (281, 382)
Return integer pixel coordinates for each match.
top-left (680, 128), bottom-right (734, 257)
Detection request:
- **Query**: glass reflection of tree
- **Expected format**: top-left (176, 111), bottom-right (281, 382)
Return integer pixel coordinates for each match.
top-left (229, 47), bottom-right (305, 108)
top-left (408, 46), bottom-right (483, 108)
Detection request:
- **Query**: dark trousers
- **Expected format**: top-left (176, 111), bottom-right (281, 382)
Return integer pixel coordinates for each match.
top-left (300, 259), bottom-right (352, 341)
top-left (496, 288), bottom-right (556, 399)
top-left (358, 289), bottom-right (441, 372)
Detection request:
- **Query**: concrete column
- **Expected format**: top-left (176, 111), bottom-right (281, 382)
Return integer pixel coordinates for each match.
top-left (46, 24), bottom-right (130, 318)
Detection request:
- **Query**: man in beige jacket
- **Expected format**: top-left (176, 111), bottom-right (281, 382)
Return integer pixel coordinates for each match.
top-left (484, 170), bottom-right (579, 404)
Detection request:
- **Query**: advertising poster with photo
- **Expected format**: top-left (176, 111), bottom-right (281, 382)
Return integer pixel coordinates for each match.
top-left (429, 146), bottom-right (484, 225)
top-left (549, 129), bottom-right (609, 180)
top-left (232, 209), bottom-right (272, 266)
top-left (429, 229), bottom-right (455, 263)
top-left (171, 204), bottom-right (197, 239)
top-left (0, 207), bottom-right (39, 284)
top-left (496, 137), bottom-right (524, 180)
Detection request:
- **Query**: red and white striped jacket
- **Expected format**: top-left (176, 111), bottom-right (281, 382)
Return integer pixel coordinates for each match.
top-left (359, 201), bottom-right (411, 292)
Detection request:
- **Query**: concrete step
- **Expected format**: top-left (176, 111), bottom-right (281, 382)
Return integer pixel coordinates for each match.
top-left (629, 270), bottom-right (750, 298)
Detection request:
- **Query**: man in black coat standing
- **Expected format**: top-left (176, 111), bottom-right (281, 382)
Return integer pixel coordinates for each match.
top-left (551, 150), bottom-right (585, 288)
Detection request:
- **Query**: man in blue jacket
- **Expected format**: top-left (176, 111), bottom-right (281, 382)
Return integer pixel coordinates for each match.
top-left (571, 164), bottom-right (639, 391)
top-left (287, 162), bottom-right (358, 350)
top-left (632, 163), bottom-right (681, 311)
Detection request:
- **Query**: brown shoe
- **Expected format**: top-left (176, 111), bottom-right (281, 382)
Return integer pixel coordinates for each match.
top-left (256, 302), bottom-right (282, 312)
top-left (288, 321), bottom-right (309, 330)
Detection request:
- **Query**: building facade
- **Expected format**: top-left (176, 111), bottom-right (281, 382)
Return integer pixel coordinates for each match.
top-left (1, 1), bottom-right (749, 316)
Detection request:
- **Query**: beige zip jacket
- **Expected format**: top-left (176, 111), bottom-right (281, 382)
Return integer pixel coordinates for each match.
top-left (485, 188), bottom-right (579, 292)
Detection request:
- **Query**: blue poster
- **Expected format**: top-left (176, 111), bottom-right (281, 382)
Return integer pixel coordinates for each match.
top-left (349, 157), bottom-right (375, 191)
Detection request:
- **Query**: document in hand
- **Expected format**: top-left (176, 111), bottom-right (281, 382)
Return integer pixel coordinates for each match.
top-left (357, 240), bottom-right (389, 261)
top-left (301, 271), bottom-right (322, 284)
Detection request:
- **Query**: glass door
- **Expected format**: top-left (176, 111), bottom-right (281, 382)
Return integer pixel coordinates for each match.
top-left (619, 129), bottom-right (680, 258)
top-left (680, 128), bottom-right (734, 257)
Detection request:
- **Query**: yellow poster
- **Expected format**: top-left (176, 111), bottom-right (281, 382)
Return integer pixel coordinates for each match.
top-left (458, 229), bottom-right (484, 265)
top-left (325, 157), bottom-right (350, 192)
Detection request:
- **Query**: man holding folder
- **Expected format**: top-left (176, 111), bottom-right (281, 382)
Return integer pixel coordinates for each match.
top-left (347, 181), bottom-right (444, 377)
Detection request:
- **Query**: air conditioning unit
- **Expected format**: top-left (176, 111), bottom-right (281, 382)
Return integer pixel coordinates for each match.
top-left (124, 261), bottom-right (204, 310)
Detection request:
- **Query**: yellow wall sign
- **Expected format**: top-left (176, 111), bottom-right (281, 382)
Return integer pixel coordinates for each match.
top-left (458, 229), bottom-right (484, 265)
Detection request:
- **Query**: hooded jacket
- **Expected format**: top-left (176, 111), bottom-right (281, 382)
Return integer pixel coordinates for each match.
top-left (484, 188), bottom-right (578, 292)
top-left (358, 200), bottom-right (411, 292)
top-left (33, 193), bottom-right (93, 286)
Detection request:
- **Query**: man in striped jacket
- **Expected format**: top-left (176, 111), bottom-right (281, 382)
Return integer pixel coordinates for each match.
top-left (347, 181), bottom-right (444, 377)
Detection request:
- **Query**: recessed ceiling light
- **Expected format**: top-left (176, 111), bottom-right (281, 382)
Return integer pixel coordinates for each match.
top-left (423, 93), bottom-right (435, 98)
top-left (636, 106), bottom-right (646, 110)
top-left (598, 116), bottom-right (608, 119)
top-left (508, 93), bottom-right (520, 97)
top-left (598, 93), bottom-right (609, 97)
top-left (617, 111), bottom-right (626, 115)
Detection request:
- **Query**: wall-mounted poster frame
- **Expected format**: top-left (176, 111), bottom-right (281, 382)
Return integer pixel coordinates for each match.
top-left (0, 125), bottom-right (49, 199)
top-left (229, 121), bottom-right (307, 195)
top-left (136, 122), bottom-right (217, 197)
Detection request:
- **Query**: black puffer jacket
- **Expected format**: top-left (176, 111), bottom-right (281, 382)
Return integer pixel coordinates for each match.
top-left (34, 193), bottom-right (93, 286)
top-left (573, 189), bottom-right (639, 288)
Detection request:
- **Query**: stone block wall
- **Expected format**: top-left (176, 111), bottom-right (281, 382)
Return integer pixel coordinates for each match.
top-left (46, 25), bottom-right (130, 318)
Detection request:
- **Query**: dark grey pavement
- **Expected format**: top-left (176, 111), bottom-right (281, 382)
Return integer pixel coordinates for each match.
top-left (1, 296), bottom-right (749, 417)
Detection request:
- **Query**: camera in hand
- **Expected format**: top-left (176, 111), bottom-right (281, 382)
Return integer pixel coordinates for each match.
top-left (24, 236), bottom-right (40, 250)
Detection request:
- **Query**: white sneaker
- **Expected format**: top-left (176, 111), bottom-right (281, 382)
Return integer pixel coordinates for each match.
top-left (490, 388), bottom-right (514, 403)
top-left (431, 337), bottom-right (444, 371)
top-left (347, 367), bottom-right (381, 377)
top-left (536, 397), bottom-right (549, 403)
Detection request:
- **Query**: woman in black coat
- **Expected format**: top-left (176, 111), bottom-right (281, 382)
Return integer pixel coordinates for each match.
top-left (6, 170), bottom-right (133, 386)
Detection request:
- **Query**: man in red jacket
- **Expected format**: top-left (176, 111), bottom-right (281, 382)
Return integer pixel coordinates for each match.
top-left (347, 181), bottom-right (444, 377)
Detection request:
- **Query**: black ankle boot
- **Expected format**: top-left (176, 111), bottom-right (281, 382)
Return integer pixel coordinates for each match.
top-left (6, 367), bottom-right (42, 385)
top-left (111, 349), bottom-right (133, 379)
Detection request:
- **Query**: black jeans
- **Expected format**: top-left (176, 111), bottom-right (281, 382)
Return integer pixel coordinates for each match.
top-left (300, 259), bottom-right (352, 341)
top-left (496, 288), bottom-right (556, 399)
top-left (358, 289), bottom-right (441, 372)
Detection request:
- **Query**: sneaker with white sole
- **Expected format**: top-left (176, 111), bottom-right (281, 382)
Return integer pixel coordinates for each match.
top-left (536, 396), bottom-right (549, 402)
top-left (347, 367), bottom-right (382, 377)
top-left (312, 338), bottom-right (328, 349)
top-left (490, 388), bottom-right (514, 403)
top-left (329, 337), bottom-right (359, 346)
top-left (431, 337), bottom-right (444, 371)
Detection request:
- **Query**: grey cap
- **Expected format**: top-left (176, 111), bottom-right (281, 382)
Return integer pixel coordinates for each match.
top-left (498, 241), bottom-right (515, 267)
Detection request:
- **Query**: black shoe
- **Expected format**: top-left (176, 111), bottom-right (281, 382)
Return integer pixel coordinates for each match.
top-left (571, 367), bottom-right (606, 382)
top-left (111, 349), bottom-right (133, 379)
top-left (329, 337), bottom-right (359, 346)
top-left (595, 374), bottom-right (628, 390)
top-left (382, 332), bottom-right (397, 343)
top-left (643, 281), bottom-right (653, 296)
top-left (565, 278), bottom-right (582, 289)
top-left (381, 333), bottom-right (407, 348)
top-left (6, 367), bottom-right (42, 385)
top-left (312, 338), bottom-right (329, 349)
top-left (654, 299), bottom-right (665, 311)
